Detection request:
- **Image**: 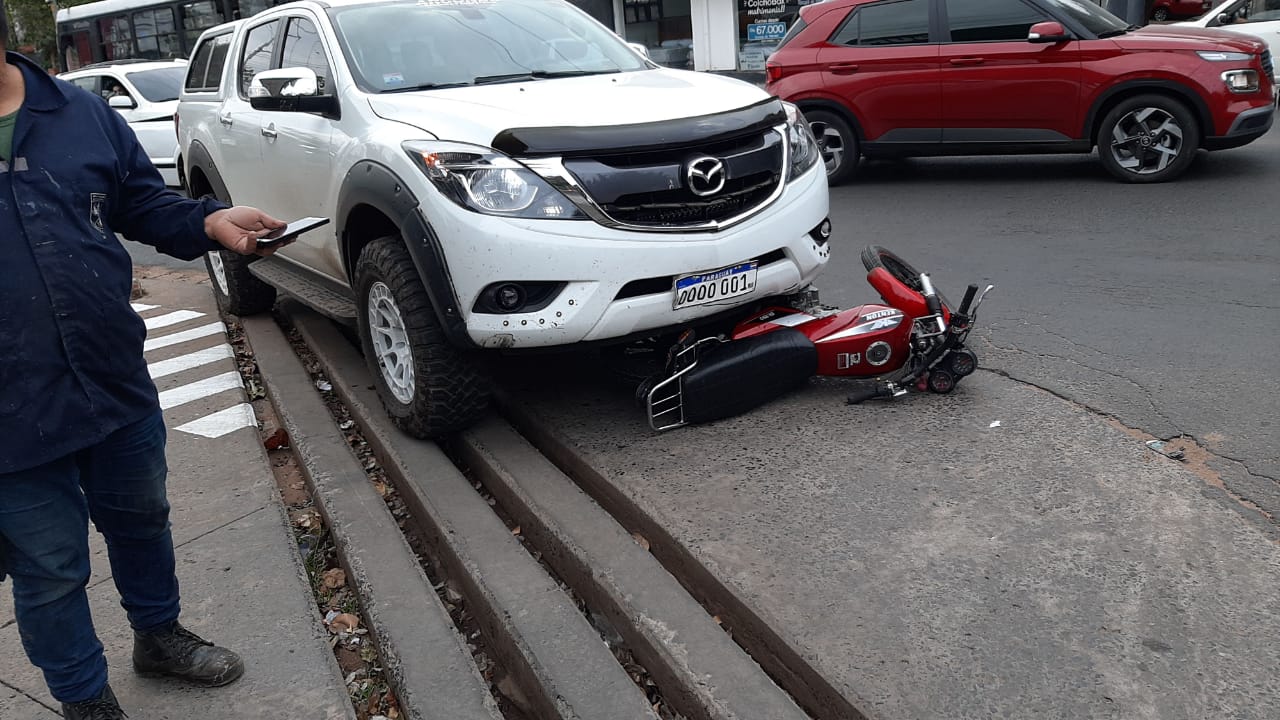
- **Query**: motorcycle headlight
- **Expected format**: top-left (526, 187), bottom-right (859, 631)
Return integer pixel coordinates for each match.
top-left (402, 141), bottom-right (586, 219)
top-left (783, 101), bottom-right (820, 182)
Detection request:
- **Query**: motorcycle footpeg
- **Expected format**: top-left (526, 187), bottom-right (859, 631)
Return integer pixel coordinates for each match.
top-left (846, 382), bottom-right (898, 405)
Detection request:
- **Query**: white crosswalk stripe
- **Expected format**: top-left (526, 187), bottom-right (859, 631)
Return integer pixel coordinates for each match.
top-left (142, 305), bottom-right (257, 438)
top-left (175, 403), bottom-right (258, 438)
top-left (144, 309), bottom-right (205, 330)
top-left (144, 322), bottom-right (225, 352)
top-left (148, 344), bottom-right (235, 379)
top-left (158, 371), bottom-right (243, 410)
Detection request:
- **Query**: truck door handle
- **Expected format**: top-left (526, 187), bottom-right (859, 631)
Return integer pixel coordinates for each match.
top-left (949, 57), bottom-right (985, 66)
top-left (261, 124), bottom-right (277, 139)
top-left (218, 113), bottom-right (233, 127)
top-left (830, 63), bottom-right (859, 74)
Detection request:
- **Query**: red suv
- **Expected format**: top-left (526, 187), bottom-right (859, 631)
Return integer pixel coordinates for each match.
top-left (766, 0), bottom-right (1276, 183)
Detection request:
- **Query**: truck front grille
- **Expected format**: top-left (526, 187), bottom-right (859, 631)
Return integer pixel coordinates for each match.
top-left (562, 129), bottom-right (785, 230)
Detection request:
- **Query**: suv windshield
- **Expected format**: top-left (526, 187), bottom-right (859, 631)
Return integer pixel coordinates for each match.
top-left (126, 67), bottom-right (186, 102)
top-left (329, 0), bottom-right (650, 93)
top-left (1038, 0), bottom-right (1130, 36)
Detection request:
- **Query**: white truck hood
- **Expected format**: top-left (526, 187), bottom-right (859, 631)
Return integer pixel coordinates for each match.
top-left (366, 68), bottom-right (775, 148)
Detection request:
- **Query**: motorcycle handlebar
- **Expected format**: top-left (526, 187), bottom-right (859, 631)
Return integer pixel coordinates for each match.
top-left (958, 284), bottom-right (979, 316)
top-left (847, 383), bottom-right (895, 405)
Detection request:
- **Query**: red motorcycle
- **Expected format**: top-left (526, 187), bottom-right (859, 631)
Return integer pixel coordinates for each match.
top-left (641, 246), bottom-right (994, 431)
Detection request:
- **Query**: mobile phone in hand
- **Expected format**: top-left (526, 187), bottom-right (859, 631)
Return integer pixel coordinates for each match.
top-left (257, 216), bottom-right (330, 248)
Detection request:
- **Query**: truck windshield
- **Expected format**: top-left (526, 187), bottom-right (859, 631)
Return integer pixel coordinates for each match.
top-left (126, 67), bottom-right (186, 102)
top-left (328, 0), bottom-right (651, 93)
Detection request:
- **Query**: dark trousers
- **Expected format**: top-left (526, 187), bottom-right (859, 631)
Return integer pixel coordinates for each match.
top-left (0, 410), bottom-right (178, 703)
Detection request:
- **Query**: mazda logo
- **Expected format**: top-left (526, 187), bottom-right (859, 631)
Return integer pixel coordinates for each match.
top-left (685, 156), bottom-right (726, 197)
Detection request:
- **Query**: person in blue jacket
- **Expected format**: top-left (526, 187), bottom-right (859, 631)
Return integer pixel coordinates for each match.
top-left (0, 16), bottom-right (290, 720)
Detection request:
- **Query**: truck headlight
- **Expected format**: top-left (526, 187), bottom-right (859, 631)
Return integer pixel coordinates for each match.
top-left (1222, 69), bottom-right (1260, 93)
top-left (783, 102), bottom-right (820, 182)
top-left (403, 141), bottom-right (586, 219)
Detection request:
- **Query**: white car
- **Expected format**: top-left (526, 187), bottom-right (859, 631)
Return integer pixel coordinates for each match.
top-left (1177, 0), bottom-right (1280, 60)
top-left (178, 0), bottom-right (830, 437)
top-left (60, 60), bottom-right (187, 187)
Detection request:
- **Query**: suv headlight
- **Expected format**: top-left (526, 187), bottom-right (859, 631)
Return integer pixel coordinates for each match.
top-left (783, 102), bottom-right (820, 182)
top-left (403, 141), bottom-right (586, 219)
top-left (1197, 51), bottom-right (1251, 62)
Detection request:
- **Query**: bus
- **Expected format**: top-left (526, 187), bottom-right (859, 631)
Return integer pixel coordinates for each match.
top-left (55, 0), bottom-right (291, 72)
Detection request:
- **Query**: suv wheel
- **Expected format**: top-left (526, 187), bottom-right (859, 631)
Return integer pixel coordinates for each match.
top-left (201, 194), bottom-right (277, 316)
top-left (1152, 6), bottom-right (1169, 21)
top-left (1097, 94), bottom-right (1199, 183)
top-left (804, 109), bottom-right (859, 185)
top-left (355, 236), bottom-right (490, 438)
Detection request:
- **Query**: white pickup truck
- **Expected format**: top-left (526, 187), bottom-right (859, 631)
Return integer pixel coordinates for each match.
top-left (177, 0), bottom-right (831, 436)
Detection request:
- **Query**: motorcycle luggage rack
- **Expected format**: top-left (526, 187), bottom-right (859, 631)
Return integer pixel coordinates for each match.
top-left (645, 335), bottom-right (723, 431)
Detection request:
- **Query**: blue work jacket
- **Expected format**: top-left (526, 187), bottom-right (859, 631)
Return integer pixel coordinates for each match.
top-left (1, 52), bottom-right (227, 474)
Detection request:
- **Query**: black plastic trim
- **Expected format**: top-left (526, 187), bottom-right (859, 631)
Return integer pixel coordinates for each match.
top-left (1205, 103), bottom-right (1275, 149)
top-left (941, 128), bottom-right (1073, 142)
top-left (1082, 80), bottom-right (1215, 144)
top-left (492, 98), bottom-right (787, 157)
top-left (862, 139), bottom-right (1091, 157)
top-left (185, 140), bottom-right (232, 201)
top-left (336, 161), bottom-right (474, 348)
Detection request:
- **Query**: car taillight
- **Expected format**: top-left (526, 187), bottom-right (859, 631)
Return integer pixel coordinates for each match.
top-left (766, 63), bottom-right (785, 84)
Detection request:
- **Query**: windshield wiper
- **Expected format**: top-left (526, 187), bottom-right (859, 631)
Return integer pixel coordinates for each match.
top-left (381, 81), bottom-right (472, 93)
top-left (472, 69), bottom-right (621, 85)
top-left (1098, 24), bottom-right (1140, 38)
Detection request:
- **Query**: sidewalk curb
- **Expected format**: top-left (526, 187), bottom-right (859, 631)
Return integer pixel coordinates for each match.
top-left (243, 314), bottom-right (503, 720)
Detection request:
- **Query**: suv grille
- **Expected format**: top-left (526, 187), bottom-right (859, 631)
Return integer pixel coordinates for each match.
top-left (1263, 49), bottom-right (1274, 80)
top-left (562, 130), bottom-right (784, 229)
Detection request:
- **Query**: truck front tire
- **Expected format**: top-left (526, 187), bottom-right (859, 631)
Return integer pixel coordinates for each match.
top-left (355, 236), bottom-right (490, 437)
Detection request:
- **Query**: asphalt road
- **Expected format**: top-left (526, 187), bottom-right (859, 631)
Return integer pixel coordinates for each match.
top-left (127, 130), bottom-right (1280, 518)
top-left (819, 130), bottom-right (1280, 519)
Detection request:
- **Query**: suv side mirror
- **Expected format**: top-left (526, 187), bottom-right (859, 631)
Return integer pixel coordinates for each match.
top-left (628, 42), bottom-right (650, 59)
top-left (249, 67), bottom-right (340, 118)
top-left (108, 94), bottom-right (136, 109)
top-left (1027, 21), bottom-right (1072, 43)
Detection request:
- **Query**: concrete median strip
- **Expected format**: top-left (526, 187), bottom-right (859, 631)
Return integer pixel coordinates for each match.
top-left (242, 315), bottom-right (503, 720)
top-left (456, 418), bottom-right (813, 720)
top-left (288, 308), bottom-right (661, 720)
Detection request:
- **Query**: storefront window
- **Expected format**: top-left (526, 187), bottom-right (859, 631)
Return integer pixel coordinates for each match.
top-left (623, 0), bottom-right (693, 68)
top-left (738, 0), bottom-right (804, 71)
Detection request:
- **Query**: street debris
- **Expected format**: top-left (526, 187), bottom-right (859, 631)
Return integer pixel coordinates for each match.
top-left (328, 612), bottom-right (362, 634)
top-left (989, 421), bottom-right (1002, 428)
top-left (264, 428), bottom-right (290, 450)
top-left (322, 568), bottom-right (347, 590)
top-left (1146, 439), bottom-right (1186, 462)
top-left (632, 532), bottom-right (651, 551)
top-left (316, 378), bottom-right (334, 392)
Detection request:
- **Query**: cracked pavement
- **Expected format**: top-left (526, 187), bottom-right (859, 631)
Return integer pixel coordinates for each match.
top-left (824, 134), bottom-right (1280, 524)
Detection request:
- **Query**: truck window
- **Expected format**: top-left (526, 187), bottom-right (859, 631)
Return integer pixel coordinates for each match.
top-left (239, 19), bottom-right (282, 97)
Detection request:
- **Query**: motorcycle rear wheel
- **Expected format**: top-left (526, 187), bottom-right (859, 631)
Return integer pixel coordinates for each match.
top-left (861, 245), bottom-right (952, 311)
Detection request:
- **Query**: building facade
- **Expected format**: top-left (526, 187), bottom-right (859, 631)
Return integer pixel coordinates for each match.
top-left (575, 0), bottom-right (808, 74)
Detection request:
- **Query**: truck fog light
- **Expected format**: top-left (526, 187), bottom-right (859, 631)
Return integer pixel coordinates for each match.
top-left (495, 284), bottom-right (524, 311)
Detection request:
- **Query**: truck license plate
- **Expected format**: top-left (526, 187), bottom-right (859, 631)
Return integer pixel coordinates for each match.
top-left (673, 261), bottom-right (758, 310)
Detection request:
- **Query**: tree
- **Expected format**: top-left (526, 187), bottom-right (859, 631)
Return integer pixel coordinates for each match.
top-left (4, 0), bottom-right (96, 69)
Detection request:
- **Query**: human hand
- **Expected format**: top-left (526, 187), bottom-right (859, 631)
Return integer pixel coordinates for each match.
top-left (205, 206), bottom-right (289, 256)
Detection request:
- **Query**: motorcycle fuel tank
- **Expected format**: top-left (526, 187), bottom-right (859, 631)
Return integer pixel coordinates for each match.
top-left (731, 305), bottom-right (912, 377)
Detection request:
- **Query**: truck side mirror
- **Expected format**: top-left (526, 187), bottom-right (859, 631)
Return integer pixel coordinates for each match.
top-left (249, 67), bottom-right (339, 118)
top-left (1028, 21), bottom-right (1072, 43)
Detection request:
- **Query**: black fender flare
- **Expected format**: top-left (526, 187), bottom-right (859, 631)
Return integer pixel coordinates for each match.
top-left (336, 161), bottom-right (472, 347)
top-left (185, 140), bottom-right (232, 202)
top-left (1082, 80), bottom-right (1214, 144)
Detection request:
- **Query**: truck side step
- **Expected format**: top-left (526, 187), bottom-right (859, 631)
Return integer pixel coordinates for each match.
top-left (249, 257), bottom-right (358, 323)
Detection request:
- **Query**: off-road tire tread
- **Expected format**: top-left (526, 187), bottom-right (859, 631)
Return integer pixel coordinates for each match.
top-left (355, 236), bottom-right (490, 437)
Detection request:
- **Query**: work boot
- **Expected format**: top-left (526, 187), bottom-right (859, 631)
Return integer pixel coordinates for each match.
top-left (133, 621), bottom-right (244, 686)
top-left (61, 683), bottom-right (126, 719)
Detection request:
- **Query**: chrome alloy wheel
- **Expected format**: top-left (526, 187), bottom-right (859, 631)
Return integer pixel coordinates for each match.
top-left (1109, 107), bottom-right (1184, 176)
top-left (810, 120), bottom-right (847, 175)
top-left (367, 281), bottom-right (415, 404)
top-left (208, 251), bottom-right (229, 296)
